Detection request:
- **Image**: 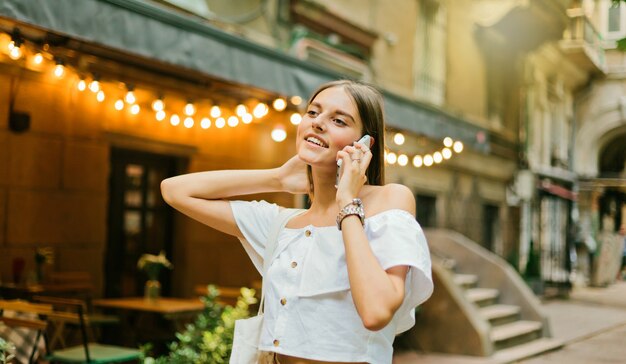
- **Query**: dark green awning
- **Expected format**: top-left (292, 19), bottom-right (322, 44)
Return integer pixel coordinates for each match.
top-left (0, 0), bottom-right (489, 151)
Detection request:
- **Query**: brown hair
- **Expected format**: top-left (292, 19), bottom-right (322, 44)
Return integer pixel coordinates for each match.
top-left (306, 80), bottom-right (386, 198)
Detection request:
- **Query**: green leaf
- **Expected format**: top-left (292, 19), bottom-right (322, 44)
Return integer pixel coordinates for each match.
top-left (617, 38), bottom-right (626, 51)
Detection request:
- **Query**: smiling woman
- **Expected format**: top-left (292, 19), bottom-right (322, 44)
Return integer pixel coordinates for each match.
top-left (160, 80), bottom-right (433, 364)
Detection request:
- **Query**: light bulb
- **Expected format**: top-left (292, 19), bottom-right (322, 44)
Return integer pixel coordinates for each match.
top-left (386, 152), bottom-right (397, 165)
top-left (253, 103), bottom-right (268, 118)
top-left (125, 90), bottom-right (136, 104)
top-left (33, 53), bottom-right (43, 65)
top-left (89, 80), bottom-right (100, 93)
top-left (77, 80), bottom-right (87, 92)
top-left (54, 64), bottom-right (65, 78)
top-left (184, 117), bottom-right (194, 128)
top-left (398, 154), bottom-right (408, 166)
top-left (273, 98), bottom-right (287, 111)
top-left (433, 151), bottom-right (443, 163)
top-left (170, 114), bottom-right (180, 126)
top-left (242, 114), bottom-right (253, 124)
top-left (96, 90), bottom-right (105, 103)
top-left (130, 104), bottom-right (140, 115)
top-left (442, 148), bottom-right (452, 159)
top-left (290, 96), bottom-right (303, 106)
top-left (290, 113), bottom-right (302, 125)
top-left (156, 110), bottom-right (166, 121)
top-left (210, 106), bottom-right (221, 118)
top-left (444, 137), bottom-right (453, 148)
top-left (227, 116), bottom-right (239, 127)
top-left (271, 127), bottom-right (287, 142)
top-left (236, 104), bottom-right (247, 117)
top-left (215, 117), bottom-right (226, 128)
top-left (424, 154), bottom-right (434, 166)
top-left (201, 117), bottom-right (211, 129)
top-left (394, 133), bottom-right (405, 145)
top-left (413, 155), bottom-right (423, 168)
top-left (9, 46), bottom-right (22, 60)
top-left (7, 41), bottom-right (15, 51)
top-left (114, 99), bottom-right (124, 110)
top-left (152, 99), bottom-right (164, 112)
top-left (184, 102), bottom-right (195, 116)
top-left (453, 141), bottom-right (464, 153)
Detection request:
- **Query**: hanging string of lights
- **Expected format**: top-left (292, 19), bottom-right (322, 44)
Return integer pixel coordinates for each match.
top-left (2, 27), bottom-right (465, 166)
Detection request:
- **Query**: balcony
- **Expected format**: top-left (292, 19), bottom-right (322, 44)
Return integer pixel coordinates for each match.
top-left (560, 9), bottom-right (607, 74)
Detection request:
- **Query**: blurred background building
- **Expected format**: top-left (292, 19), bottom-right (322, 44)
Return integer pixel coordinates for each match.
top-left (0, 0), bottom-right (624, 358)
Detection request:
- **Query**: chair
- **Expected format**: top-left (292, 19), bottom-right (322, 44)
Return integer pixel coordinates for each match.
top-left (0, 299), bottom-right (52, 364)
top-left (32, 297), bottom-right (142, 363)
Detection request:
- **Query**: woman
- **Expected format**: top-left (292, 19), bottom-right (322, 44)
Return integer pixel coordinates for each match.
top-left (161, 80), bottom-right (433, 363)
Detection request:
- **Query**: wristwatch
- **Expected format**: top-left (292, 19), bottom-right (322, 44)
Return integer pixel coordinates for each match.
top-left (336, 198), bottom-right (365, 230)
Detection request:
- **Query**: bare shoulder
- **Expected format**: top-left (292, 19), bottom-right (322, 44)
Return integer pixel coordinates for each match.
top-left (361, 183), bottom-right (416, 216)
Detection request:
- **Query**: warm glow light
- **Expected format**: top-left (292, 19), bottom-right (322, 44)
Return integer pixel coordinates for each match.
top-left (215, 117), bottom-right (226, 128)
top-left (398, 154), bottom-right (408, 166)
top-left (89, 80), bottom-right (100, 93)
top-left (156, 110), bottom-right (166, 121)
top-left (242, 114), bottom-right (253, 124)
top-left (291, 96), bottom-right (303, 106)
top-left (9, 46), bottom-right (22, 60)
top-left (273, 98), bottom-right (287, 111)
top-left (227, 116), bottom-right (239, 127)
top-left (290, 113), bottom-right (302, 125)
top-left (54, 64), bottom-right (65, 78)
top-left (236, 104), bottom-right (247, 117)
top-left (125, 90), bottom-right (136, 104)
top-left (433, 151), bottom-right (443, 163)
top-left (184, 102), bottom-right (195, 116)
top-left (77, 80), bottom-right (87, 92)
top-left (184, 117), bottom-right (194, 128)
top-left (7, 41), bottom-right (15, 51)
top-left (393, 133), bottom-right (405, 145)
top-left (210, 106), bottom-right (221, 118)
top-left (424, 154), bottom-right (434, 166)
top-left (170, 114), bottom-right (180, 126)
top-left (114, 99), bottom-right (124, 111)
top-left (413, 155), bottom-right (423, 168)
top-left (386, 152), bottom-right (397, 165)
top-left (201, 117), bottom-right (211, 129)
top-left (130, 104), bottom-right (140, 115)
top-left (152, 99), bottom-right (164, 112)
top-left (453, 141), bottom-right (464, 153)
top-left (253, 103), bottom-right (269, 118)
top-left (442, 148), bottom-right (452, 159)
top-left (33, 53), bottom-right (43, 65)
top-left (444, 137), bottom-right (453, 148)
top-left (96, 90), bottom-right (105, 103)
top-left (271, 127), bottom-right (287, 142)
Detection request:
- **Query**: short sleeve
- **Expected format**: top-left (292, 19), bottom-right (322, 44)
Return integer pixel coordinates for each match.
top-left (366, 210), bottom-right (434, 334)
top-left (230, 200), bottom-right (280, 275)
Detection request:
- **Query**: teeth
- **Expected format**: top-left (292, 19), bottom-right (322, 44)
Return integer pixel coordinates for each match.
top-left (306, 136), bottom-right (326, 147)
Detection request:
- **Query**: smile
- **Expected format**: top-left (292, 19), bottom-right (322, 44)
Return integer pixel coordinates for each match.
top-left (305, 136), bottom-right (329, 148)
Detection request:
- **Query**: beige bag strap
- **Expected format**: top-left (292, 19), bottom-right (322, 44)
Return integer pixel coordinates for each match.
top-left (258, 208), bottom-right (305, 315)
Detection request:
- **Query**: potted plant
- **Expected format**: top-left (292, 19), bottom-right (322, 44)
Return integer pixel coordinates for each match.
top-left (137, 251), bottom-right (173, 301)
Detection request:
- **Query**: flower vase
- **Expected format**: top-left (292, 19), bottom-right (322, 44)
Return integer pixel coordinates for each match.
top-left (144, 279), bottom-right (161, 302)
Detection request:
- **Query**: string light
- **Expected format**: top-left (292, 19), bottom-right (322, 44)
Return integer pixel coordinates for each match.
top-left (210, 105), bottom-right (221, 118)
top-left (156, 110), bottom-right (166, 121)
top-left (433, 151), bottom-right (443, 164)
top-left (53, 63), bottom-right (65, 78)
top-left (184, 102), bottom-right (195, 116)
top-left (125, 86), bottom-right (136, 104)
top-left (201, 117), bottom-right (211, 129)
top-left (393, 133), bottom-right (405, 145)
top-left (423, 154), bottom-right (434, 166)
top-left (412, 155), bottom-right (423, 167)
top-left (215, 117), bottom-right (226, 128)
top-left (96, 90), bottom-right (105, 103)
top-left (386, 152), bottom-right (397, 165)
top-left (253, 103), bottom-right (268, 118)
top-left (184, 117), bottom-right (194, 128)
top-left (453, 141), bottom-right (464, 153)
top-left (242, 113), bottom-right (253, 124)
top-left (235, 104), bottom-right (247, 117)
top-left (114, 99), bottom-right (124, 110)
top-left (227, 116), bottom-right (239, 127)
top-left (130, 104), bottom-right (140, 115)
top-left (89, 80), bottom-right (100, 93)
top-left (290, 96), bottom-right (302, 106)
top-left (273, 98), bottom-right (287, 111)
top-left (170, 114), bottom-right (180, 126)
top-left (442, 148), bottom-right (452, 159)
top-left (444, 137), bottom-right (453, 148)
top-left (9, 44), bottom-right (22, 60)
top-left (398, 154), bottom-right (408, 166)
top-left (33, 52), bottom-right (43, 65)
top-left (152, 98), bottom-right (164, 112)
top-left (77, 79), bottom-right (87, 92)
top-left (271, 126), bottom-right (287, 142)
top-left (290, 113), bottom-right (302, 125)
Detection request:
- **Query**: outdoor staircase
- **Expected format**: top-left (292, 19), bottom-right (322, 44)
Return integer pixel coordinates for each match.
top-left (402, 229), bottom-right (563, 363)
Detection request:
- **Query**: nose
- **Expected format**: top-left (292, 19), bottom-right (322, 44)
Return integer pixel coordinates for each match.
top-left (311, 117), bottom-right (325, 131)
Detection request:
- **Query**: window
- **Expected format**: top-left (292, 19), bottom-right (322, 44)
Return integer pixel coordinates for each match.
top-left (416, 194), bottom-right (437, 228)
top-left (604, 0), bottom-right (626, 39)
top-left (609, 3), bottom-right (622, 32)
top-left (414, 0), bottom-right (447, 105)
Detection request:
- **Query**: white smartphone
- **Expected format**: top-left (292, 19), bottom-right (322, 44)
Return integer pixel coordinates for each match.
top-left (336, 135), bottom-right (372, 188)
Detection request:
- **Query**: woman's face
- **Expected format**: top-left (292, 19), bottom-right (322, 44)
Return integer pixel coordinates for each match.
top-left (296, 86), bottom-right (363, 168)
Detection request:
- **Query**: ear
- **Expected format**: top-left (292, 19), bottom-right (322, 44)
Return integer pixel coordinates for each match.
top-left (368, 137), bottom-right (375, 149)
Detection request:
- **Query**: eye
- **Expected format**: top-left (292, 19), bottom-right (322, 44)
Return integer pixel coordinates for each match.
top-left (333, 118), bottom-right (347, 126)
top-left (306, 110), bottom-right (318, 117)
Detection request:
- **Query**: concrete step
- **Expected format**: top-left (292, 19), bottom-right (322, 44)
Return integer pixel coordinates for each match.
top-left (492, 337), bottom-right (563, 363)
top-left (479, 304), bottom-right (521, 326)
top-left (491, 320), bottom-right (543, 351)
top-left (466, 288), bottom-right (499, 307)
top-left (453, 274), bottom-right (478, 289)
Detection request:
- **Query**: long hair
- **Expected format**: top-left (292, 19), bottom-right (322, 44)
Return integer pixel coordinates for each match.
top-left (305, 80), bottom-right (386, 199)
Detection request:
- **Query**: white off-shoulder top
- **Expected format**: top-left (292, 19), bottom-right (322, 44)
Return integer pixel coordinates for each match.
top-left (230, 200), bottom-right (433, 364)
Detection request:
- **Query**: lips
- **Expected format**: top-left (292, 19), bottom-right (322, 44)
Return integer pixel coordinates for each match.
top-left (304, 134), bottom-right (329, 148)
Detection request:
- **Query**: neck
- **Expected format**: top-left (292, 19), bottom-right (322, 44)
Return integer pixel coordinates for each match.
top-left (308, 166), bottom-right (340, 215)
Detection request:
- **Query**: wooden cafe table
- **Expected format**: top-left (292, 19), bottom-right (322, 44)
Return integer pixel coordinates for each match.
top-left (92, 297), bottom-right (205, 344)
